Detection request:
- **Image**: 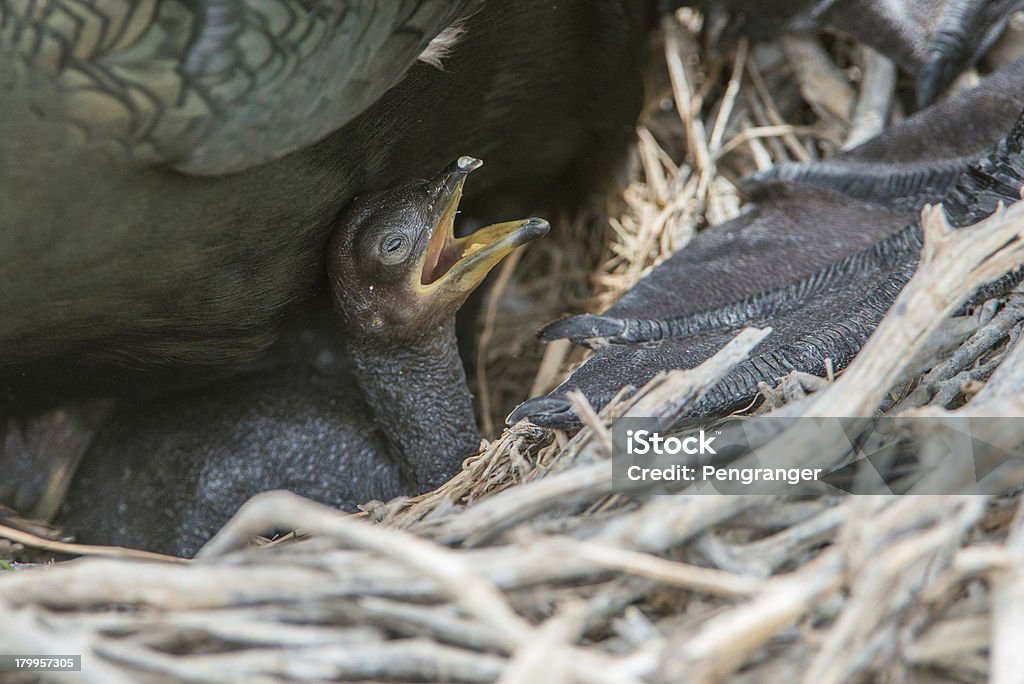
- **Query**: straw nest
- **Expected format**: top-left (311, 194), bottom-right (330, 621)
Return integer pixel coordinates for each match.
top-left (3, 11), bottom-right (1024, 684)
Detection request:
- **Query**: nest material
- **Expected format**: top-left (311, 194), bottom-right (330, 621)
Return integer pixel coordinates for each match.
top-left (4, 11), bottom-right (1024, 684)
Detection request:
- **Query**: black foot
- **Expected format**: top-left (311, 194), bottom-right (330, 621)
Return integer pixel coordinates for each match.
top-left (511, 78), bottom-right (1024, 430)
top-left (512, 234), bottom-right (918, 429)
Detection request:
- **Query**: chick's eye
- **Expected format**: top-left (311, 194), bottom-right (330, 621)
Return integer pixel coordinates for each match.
top-left (379, 234), bottom-right (409, 263)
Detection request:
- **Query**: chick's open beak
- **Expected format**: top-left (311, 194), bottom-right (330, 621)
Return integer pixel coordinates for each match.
top-left (418, 156), bottom-right (549, 293)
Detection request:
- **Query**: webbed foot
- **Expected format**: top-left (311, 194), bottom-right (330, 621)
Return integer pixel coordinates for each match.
top-left (512, 234), bottom-right (917, 429)
top-left (511, 81), bottom-right (1024, 430)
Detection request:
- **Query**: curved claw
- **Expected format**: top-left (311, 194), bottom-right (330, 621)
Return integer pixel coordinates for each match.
top-left (538, 314), bottom-right (626, 347)
top-left (506, 396), bottom-right (580, 429)
top-left (916, 0), bottom-right (1019, 108)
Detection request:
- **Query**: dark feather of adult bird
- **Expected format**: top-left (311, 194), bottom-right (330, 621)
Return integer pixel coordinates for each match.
top-left (512, 60), bottom-right (1024, 429)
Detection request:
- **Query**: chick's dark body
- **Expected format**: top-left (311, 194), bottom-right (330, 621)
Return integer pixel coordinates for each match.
top-left (62, 360), bottom-right (400, 557)
top-left (0, 0), bottom-right (649, 392)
